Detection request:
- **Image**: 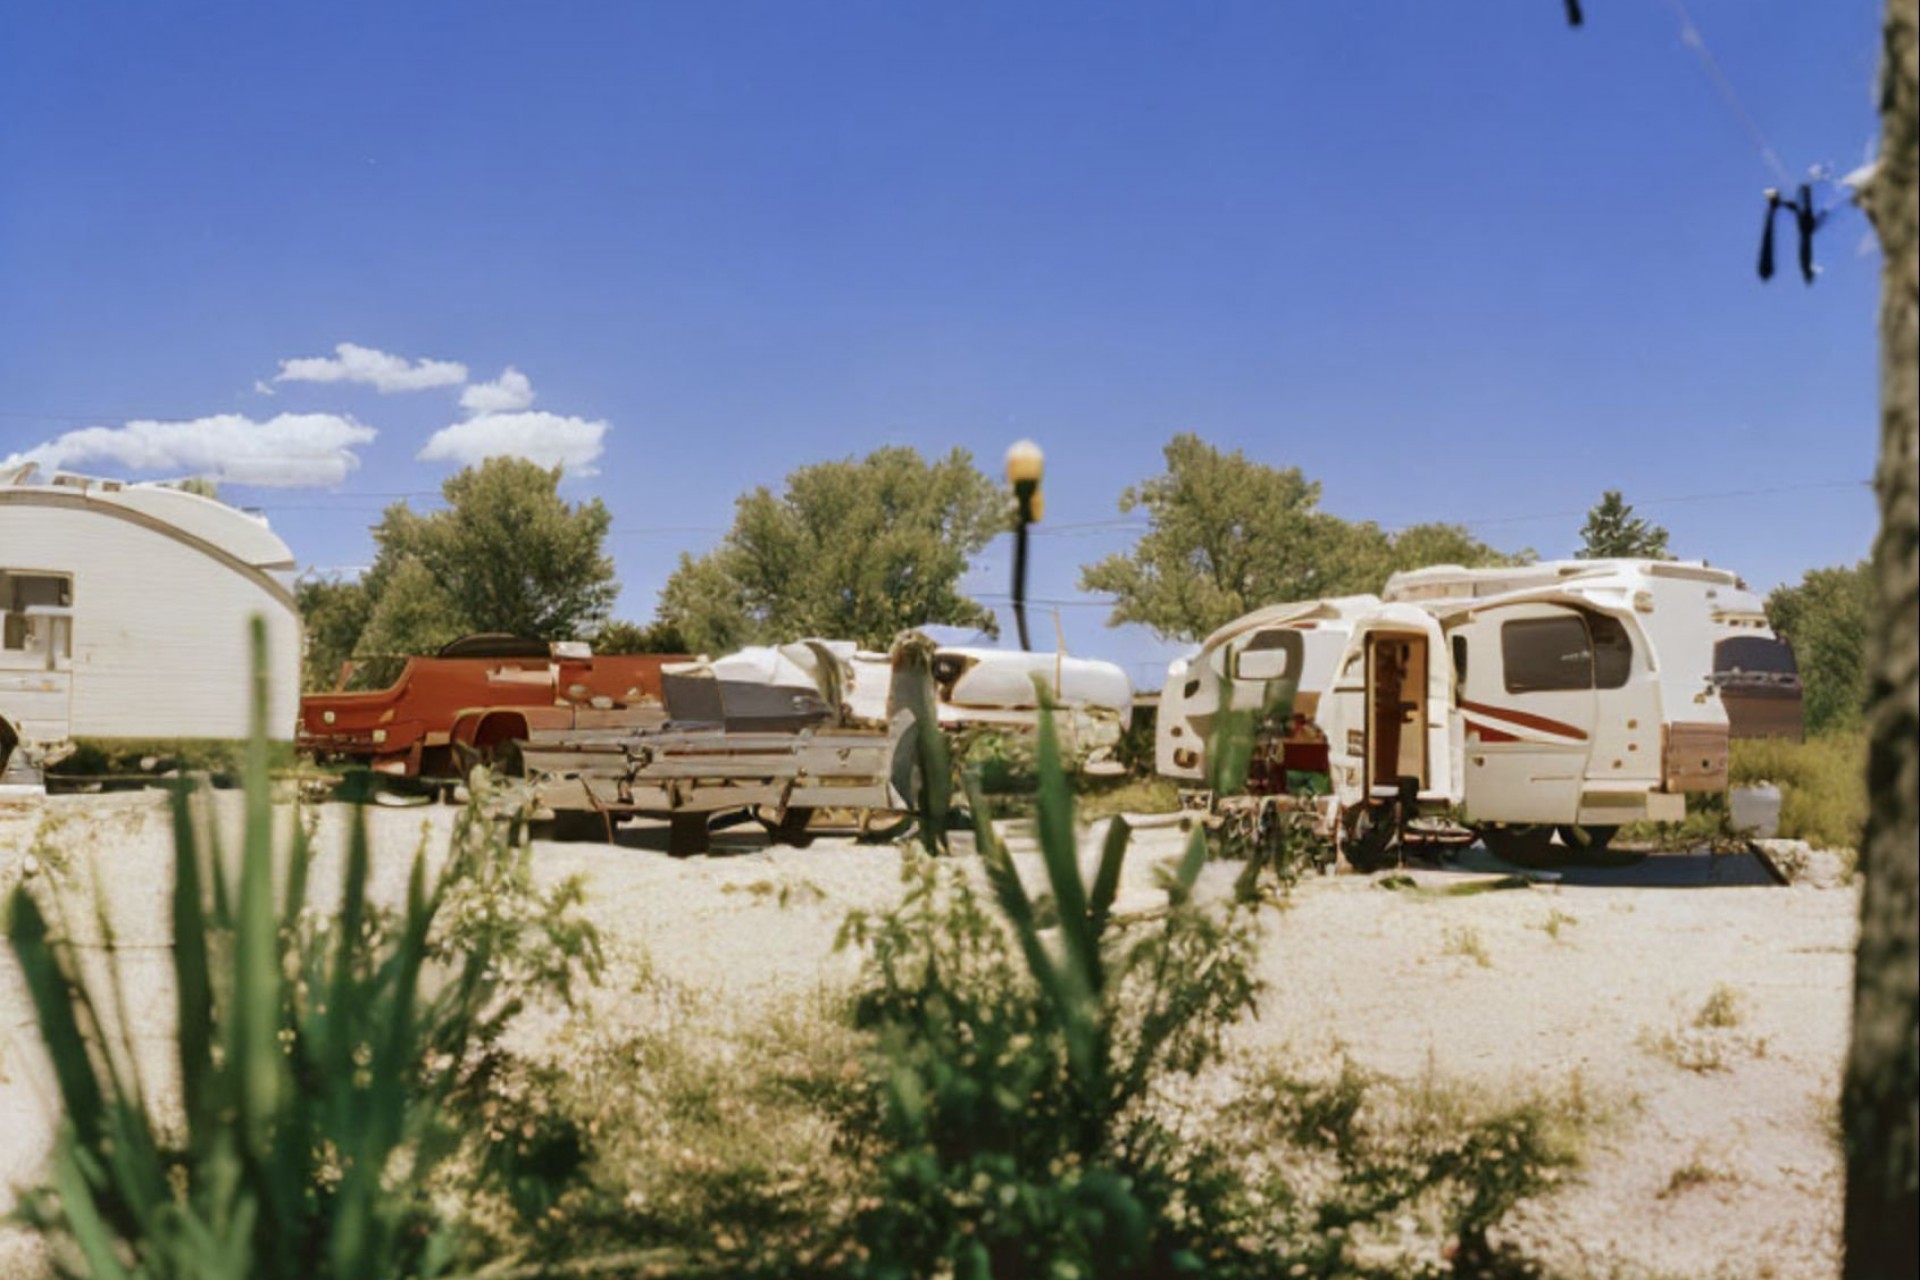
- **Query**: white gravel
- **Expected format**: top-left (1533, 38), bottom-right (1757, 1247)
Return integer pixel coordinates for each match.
top-left (0, 790), bottom-right (1856, 1279)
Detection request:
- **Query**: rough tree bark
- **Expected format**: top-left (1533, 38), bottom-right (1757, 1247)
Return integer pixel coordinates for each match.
top-left (1844, 2), bottom-right (1918, 1277)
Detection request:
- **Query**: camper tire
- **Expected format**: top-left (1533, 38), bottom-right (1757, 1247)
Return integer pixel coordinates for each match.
top-left (1339, 805), bottom-right (1398, 874)
top-left (754, 805), bottom-right (817, 848)
top-left (1479, 823), bottom-right (1557, 867)
top-left (1555, 824), bottom-right (1616, 856)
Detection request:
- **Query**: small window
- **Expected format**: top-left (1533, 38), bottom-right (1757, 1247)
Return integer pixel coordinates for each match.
top-left (2, 572), bottom-right (72, 653)
top-left (1235, 628), bottom-right (1304, 682)
top-left (1451, 635), bottom-right (1468, 684)
top-left (1588, 613), bottom-right (1633, 689)
top-left (1502, 615), bottom-right (1592, 693)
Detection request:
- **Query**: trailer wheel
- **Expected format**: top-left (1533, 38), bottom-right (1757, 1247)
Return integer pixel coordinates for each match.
top-left (1480, 823), bottom-right (1556, 867)
top-left (754, 806), bottom-right (817, 848)
top-left (536, 809), bottom-right (611, 843)
top-left (1339, 804), bottom-right (1398, 874)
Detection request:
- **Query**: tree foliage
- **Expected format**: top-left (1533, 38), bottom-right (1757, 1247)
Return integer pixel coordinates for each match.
top-left (1576, 489), bottom-right (1671, 560)
top-left (588, 618), bottom-right (689, 655)
top-left (657, 446), bottom-right (1005, 653)
top-left (1767, 561), bottom-right (1872, 736)
top-left (1079, 434), bottom-right (1525, 642)
top-left (297, 459), bottom-right (617, 689)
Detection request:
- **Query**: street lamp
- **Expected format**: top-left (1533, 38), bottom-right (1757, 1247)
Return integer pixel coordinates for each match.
top-left (1005, 439), bottom-right (1044, 651)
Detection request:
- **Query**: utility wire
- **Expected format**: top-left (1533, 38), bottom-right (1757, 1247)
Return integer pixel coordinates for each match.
top-left (1659, 0), bottom-right (1793, 187)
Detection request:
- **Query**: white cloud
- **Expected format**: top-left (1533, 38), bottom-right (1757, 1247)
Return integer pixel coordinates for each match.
top-left (459, 366), bottom-right (536, 415)
top-left (418, 411), bottom-right (607, 475)
top-left (4, 413), bottom-right (377, 488)
top-left (273, 342), bottom-right (467, 393)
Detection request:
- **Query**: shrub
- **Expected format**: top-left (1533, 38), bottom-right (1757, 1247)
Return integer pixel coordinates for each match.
top-left (1728, 729), bottom-right (1867, 852)
top-left (837, 701), bottom-right (1263, 1278)
top-left (1211, 1059), bottom-right (1586, 1279)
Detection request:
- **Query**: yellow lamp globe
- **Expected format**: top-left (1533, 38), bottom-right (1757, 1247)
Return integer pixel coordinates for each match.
top-left (1004, 439), bottom-right (1044, 487)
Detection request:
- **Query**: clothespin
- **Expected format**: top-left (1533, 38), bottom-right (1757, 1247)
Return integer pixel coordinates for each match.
top-left (1758, 183), bottom-right (1822, 285)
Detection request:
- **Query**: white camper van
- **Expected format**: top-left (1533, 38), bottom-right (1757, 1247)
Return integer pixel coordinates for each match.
top-left (1155, 595), bottom-right (1380, 782)
top-left (1321, 578), bottom-right (1730, 868)
top-left (1384, 559), bottom-right (1801, 739)
top-left (0, 467), bottom-right (302, 786)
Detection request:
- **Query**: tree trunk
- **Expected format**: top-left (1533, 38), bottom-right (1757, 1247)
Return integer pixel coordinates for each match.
top-left (1844, 2), bottom-right (1919, 1276)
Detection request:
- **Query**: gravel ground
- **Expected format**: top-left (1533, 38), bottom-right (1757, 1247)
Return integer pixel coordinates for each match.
top-left (0, 790), bottom-right (1856, 1279)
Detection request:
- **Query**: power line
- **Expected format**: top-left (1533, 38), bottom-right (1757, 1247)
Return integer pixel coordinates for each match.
top-left (1660, 0), bottom-right (1793, 186)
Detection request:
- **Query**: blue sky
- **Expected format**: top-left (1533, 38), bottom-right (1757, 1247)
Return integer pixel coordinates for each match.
top-left (0, 1), bottom-right (1885, 687)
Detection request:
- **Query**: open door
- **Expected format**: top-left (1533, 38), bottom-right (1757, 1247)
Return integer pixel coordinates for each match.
top-left (1321, 604), bottom-right (1454, 816)
top-left (1364, 631), bottom-right (1430, 800)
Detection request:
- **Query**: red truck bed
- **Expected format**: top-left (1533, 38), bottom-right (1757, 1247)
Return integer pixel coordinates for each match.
top-left (299, 639), bottom-right (685, 777)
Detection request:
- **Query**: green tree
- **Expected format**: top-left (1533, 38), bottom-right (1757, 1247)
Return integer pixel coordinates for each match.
top-left (295, 576), bottom-right (374, 691)
top-left (589, 618), bottom-right (690, 654)
top-left (1576, 490), bottom-right (1671, 559)
top-left (296, 458), bottom-right (617, 689)
top-left (657, 446), bottom-right (1004, 653)
top-left (1767, 562), bottom-right (1872, 736)
top-left (1079, 434), bottom-right (1522, 642)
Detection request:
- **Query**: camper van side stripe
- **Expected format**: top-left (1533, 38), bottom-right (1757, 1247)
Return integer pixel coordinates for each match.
top-left (2, 491), bottom-right (297, 613)
top-left (1459, 699), bottom-right (1589, 742)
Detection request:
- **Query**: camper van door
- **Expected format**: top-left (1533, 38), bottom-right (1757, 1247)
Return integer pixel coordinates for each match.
top-left (1455, 603), bottom-right (1603, 825)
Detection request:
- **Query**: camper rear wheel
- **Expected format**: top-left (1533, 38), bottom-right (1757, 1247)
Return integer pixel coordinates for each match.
top-left (1479, 823), bottom-right (1557, 867)
top-left (1340, 804), bottom-right (1398, 874)
top-left (1555, 824), bottom-right (1617, 856)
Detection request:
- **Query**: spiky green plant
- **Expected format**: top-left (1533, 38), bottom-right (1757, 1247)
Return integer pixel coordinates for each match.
top-left (7, 619), bottom-right (598, 1279)
top-left (842, 693), bottom-right (1261, 1277)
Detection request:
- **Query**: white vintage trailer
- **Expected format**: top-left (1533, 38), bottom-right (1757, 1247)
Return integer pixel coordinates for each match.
top-left (1320, 579), bottom-right (1730, 868)
top-left (662, 640), bottom-right (1134, 762)
top-left (0, 467), bottom-right (302, 785)
top-left (1383, 559), bottom-right (1801, 739)
top-left (1154, 595), bottom-right (1380, 781)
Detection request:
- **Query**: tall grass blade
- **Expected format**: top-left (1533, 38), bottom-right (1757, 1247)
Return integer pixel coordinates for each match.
top-left (170, 780), bottom-right (216, 1155)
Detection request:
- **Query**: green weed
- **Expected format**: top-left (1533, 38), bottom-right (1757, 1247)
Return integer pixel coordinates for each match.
top-left (838, 694), bottom-right (1264, 1278)
top-left (6, 621), bottom-right (600, 1280)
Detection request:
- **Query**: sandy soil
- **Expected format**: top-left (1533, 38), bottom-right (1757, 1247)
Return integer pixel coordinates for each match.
top-left (0, 790), bottom-right (1856, 1279)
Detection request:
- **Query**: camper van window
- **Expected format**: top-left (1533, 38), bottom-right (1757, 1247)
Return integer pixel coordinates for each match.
top-left (2, 572), bottom-right (72, 652)
top-left (1588, 613), bottom-right (1633, 690)
top-left (1502, 615), bottom-right (1593, 693)
top-left (1451, 635), bottom-right (1469, 684)
top-left (1235, 628), bottom-right (1304, 682)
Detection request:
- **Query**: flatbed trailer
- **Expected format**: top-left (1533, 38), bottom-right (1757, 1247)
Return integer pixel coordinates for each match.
top-left (517, 715), bottom-right (912, 854)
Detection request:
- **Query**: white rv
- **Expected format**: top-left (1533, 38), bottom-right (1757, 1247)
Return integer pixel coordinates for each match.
top-left (0, 467), bottom-right (302, 785)
top-left (666, 640), bottom-right (1134, 764)
top-left (1384, 559), bottom-right (1801, 739)
top-left (1321, 578), bottom-right (1730, 867)
top-left (1155, 595), bottom-right (1380, 781)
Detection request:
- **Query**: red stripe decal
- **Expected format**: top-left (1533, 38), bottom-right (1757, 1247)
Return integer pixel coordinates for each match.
top-left (1460, 699), bottom-right (1588, 742)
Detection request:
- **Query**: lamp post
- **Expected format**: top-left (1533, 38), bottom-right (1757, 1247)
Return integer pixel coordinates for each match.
top-left (1004, 439), bottom-right (1044, 652)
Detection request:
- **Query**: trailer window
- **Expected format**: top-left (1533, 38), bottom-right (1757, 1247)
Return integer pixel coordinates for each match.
top-left (1589, 613), bottom-right (1633, 689)
top-left (1451, 635), bottom-right (1468, 684)
top-left (1502, 615), bottom-right (1592, 693)
top-left (2, 572), bottom-right (72, 653)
